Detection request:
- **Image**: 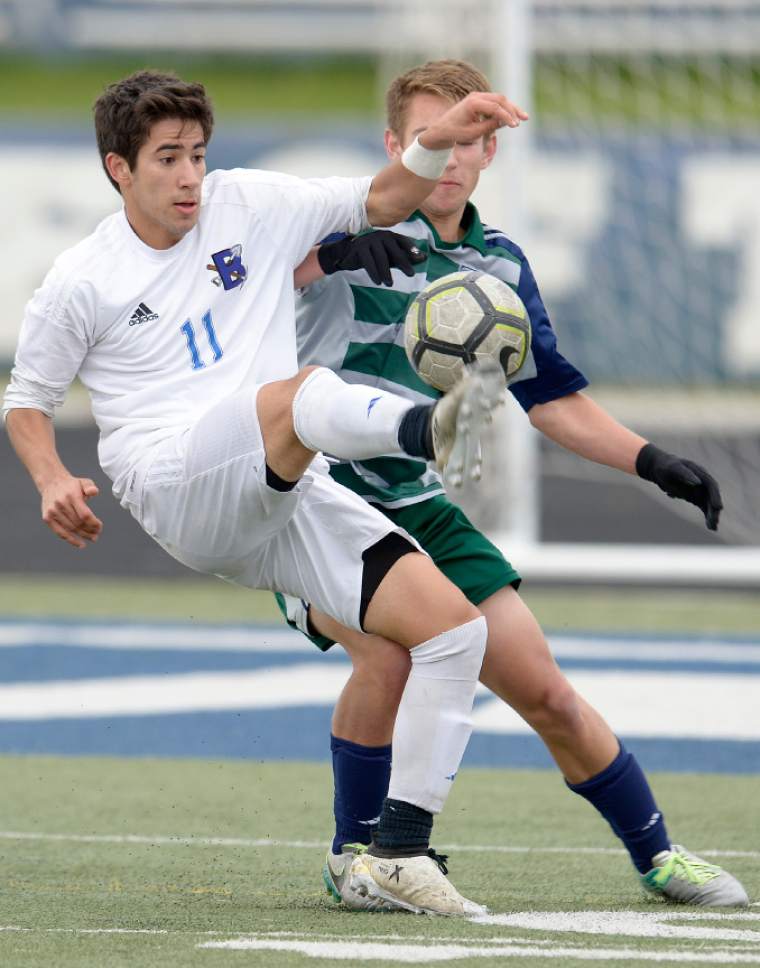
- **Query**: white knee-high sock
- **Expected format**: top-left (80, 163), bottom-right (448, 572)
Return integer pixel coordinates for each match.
top-left (292, 367), bottom-right (413, 459)
top-left (388, 616), bottom-right (487, 814)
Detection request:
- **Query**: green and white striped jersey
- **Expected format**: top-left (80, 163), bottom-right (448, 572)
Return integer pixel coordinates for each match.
top-left (295, 203), bottom-right (587, 509)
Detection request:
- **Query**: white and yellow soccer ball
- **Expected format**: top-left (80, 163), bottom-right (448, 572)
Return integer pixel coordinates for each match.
top-left (404, 270), bottom-right (531, 392)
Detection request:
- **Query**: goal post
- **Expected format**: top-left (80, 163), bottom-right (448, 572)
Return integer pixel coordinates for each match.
top-left (488, 0), bottom-right (541, 549)
top-left (488, 0), bottom-right (760, 585)
top-left (383, 0), bottom-right (760, 585)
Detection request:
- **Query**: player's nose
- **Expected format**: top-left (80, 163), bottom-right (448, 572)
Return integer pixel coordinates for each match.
top-left (178, 156), bottom-right (202, 188)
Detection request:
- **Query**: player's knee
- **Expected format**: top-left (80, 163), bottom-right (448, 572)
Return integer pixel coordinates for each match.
top-left (258, 367), bottom-right (326, 456)
top-left (412, 613), bottom-right (487, 683)
top-left (261, 366), bottom-right (322, 410)
top-left (455, 612), bottom-right (488, 677)
top-left (296, 364), bottom-right (321, 381)
top-left (529, 677), bottom-right (584, 737)
top-left (352, 644), bottom-right (410, 703)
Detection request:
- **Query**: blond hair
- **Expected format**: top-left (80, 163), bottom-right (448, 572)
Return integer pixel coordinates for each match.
top-left (386, 59), bottom-right (491, 138)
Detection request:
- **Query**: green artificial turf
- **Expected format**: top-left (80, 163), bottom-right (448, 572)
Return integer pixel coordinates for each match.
top-left (0, 756), bottom-right (757, 967)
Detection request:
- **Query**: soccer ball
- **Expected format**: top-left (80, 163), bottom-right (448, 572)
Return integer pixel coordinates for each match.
top-left (404, 270), bottom-right (531, 392)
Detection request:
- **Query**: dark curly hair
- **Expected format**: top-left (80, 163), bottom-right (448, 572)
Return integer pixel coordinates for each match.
top-left (93, 70), bottom-right (214, 193)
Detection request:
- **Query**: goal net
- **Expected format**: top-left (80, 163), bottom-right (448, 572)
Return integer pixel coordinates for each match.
top-left (384, 0), bottom-right (760, 583)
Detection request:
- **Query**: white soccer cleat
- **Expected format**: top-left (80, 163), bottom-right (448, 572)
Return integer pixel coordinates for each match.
top-left (429, 360), bottom-right (505, 489)
top-left (641, 844), bottom-right (749, 907)
top-left (347, 849), bottom-right (487, 917)
top-left (323, 844), bottom-right (406, 912)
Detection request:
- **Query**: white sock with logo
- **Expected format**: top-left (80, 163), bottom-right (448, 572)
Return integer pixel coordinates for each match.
top-left (292, 367), bottom-right (412, 459)
top-left (388, 616), bottom-right (487, 814)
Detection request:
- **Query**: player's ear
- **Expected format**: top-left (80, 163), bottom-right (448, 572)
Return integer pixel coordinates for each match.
top-left (481, 134), bottom-right (497, 170)
top-left (385, 128), bottom-right (402, 162)
top-left (105, 152), bottom-right (132, 189)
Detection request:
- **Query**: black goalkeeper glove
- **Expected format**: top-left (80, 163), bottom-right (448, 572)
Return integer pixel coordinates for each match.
top-left (635, 442), bottom-right (723, 531)
top-left (317, 231), bottom-right (425, 287)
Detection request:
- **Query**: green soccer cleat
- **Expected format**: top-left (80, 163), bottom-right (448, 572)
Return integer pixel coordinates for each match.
top-left (429, 359), bottom-right (505, 489)
top-left (323, 843), bottom-right (405, 912)
top-left (641, 844), bottom-right (749, 906)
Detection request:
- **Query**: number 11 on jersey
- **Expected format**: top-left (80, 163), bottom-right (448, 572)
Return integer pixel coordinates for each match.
top-left (181, 310), bottom-right (223, 370)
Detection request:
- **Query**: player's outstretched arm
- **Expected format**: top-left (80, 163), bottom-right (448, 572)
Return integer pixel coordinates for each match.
top-left (5, 408), bottom-right (103, 549)
top-left (293, 231), bottom-right (426, 289)
top-left (528, 392), bottom-right (646, 473)
top-left (366, 92), bottom-right (528, 227)
top-left (635, 443), bottom-right (722, 532)
top-left (529, 391), bottom-right (722, 530)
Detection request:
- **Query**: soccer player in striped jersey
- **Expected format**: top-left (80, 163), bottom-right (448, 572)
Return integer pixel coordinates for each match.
top-left (281, 60), bottom-right (747, 909)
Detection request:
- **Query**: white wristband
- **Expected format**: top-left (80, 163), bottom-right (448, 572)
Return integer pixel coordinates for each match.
top-left (401, 136), bottom-right (452, 180)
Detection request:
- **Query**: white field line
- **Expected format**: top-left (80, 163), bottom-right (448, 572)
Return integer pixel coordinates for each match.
top-left (3, 924), bottom-right (760, 964)
top-left (0, 829), bottom-right (757, 860)
top-left (472, 671), bottom-right (760, 740)
top-left (196, 938), bottom-right (760, 963)
top-left (3, 666), bottom-right (759, 741)
top-left (0, 664), bottom-right (348, 719)
top-left (201, 917), bottom-right (760, 963)
top-left (474, 911), bottom-right (760, 941)
top-left (550, 639), bottom-right (760, 665)
top-left (0, 926), bottom-right (171, 934)
top-left (0, 623), bottom-right (312, 653)
top-left (1, 622), bottom-right (758, 663)
top-left (3, 923), bottom-right (760, 963)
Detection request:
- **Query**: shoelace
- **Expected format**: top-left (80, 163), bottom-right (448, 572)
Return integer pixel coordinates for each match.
top-left (427, 848), bottom-right (449, 875)
top-left (668, 851), bottom-right (720, 885)
top-left (342, 843), bottom-right (368, 856)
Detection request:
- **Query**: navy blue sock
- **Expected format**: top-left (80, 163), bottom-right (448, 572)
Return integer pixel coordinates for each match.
top-left (331, 734), bottom-right (392, 854)
top-left (397, 404), bottom-right (434, 459)
top-left (567, 743), bottom-right (670, 874)
top-left (371, 798), bottom-right (433, 856)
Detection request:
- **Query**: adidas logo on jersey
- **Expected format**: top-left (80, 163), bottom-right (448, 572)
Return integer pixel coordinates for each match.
top-left (128, 302), bottom-right (159, 326)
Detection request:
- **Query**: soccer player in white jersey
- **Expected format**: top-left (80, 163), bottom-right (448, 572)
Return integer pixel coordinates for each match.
top-left (279, 60), bottom-right (749, 910)
top-left (2, 70), bottom-right (536, 916)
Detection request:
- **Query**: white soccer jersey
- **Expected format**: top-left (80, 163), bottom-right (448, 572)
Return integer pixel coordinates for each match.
top-left (3, 167), bottom-right (371, 500)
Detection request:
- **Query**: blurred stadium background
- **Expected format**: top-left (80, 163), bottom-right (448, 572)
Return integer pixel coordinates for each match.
top-left (1, 1), bottom-right (760, 754)
top-left (2, 0), bottom-right (760, 584)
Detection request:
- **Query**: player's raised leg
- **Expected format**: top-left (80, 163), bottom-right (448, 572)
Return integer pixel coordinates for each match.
top-left (163, 376), bottom-right (494, 914)
top-left (247, 368), bottom-right (501, 914)
top-left (256, 359), bottom-right (504, 490)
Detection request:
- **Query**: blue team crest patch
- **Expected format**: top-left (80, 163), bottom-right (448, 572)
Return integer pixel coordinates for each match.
top-left (207, 244), bottom-right (247, 290)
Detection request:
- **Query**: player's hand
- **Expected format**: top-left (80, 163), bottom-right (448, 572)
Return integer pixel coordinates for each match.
top-left (636, 443), bottom-right (723, 531)
top-left (40, 474), bottom-right (103, 549)
top-left (419, 91), bottom-right (529, 149)
top-left (318, 231), bottom-right (425, 286)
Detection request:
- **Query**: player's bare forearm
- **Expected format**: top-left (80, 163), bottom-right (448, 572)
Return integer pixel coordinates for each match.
top-left (6, 407), bottom-right (103, 548)
top-left (6, 408), bottom-right (69, 491)
top-left (529, 392), bottom-right (647, 475)
top-left (294, 247), bottom-right (323, 289)
top-left (366, 159), bottom-right (441, 226)
top-left (366, 92), bottom-right (528, 226)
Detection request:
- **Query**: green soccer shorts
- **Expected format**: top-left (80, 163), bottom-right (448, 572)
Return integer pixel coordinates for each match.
top-left (274, 494), bottom-right (521, 651)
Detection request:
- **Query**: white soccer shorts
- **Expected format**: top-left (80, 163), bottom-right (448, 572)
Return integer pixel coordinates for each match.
top-left (129, 385), bottom-right (415, 631)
